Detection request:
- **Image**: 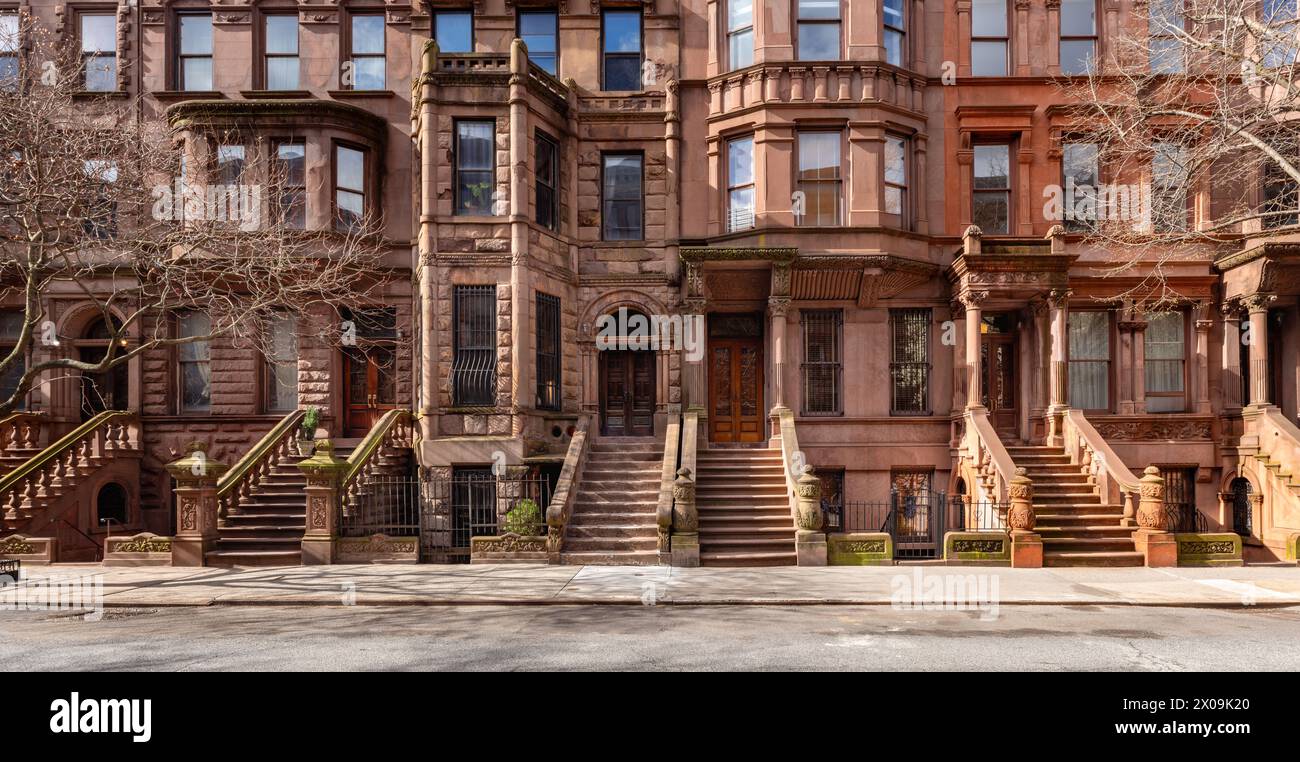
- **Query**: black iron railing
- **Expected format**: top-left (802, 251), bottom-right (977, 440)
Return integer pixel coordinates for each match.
top-left (0, 558), bottom-right (19, 583)
top-left (1165, 504), bottom-right (1208, 533)
top-left (826, 489), bottom-right (1006, 560)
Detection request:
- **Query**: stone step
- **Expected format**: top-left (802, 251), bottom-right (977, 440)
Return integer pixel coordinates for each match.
top-left (700, 550), bottom-right (797, 567)
top-left (204, 549), bottom-right (302, 567)
top-left (699, 515), bottom-right (793, 528)
top-left (559, 550), bottom-right (660, 566)
top-left (1041, 536), bottom-right (1137, 552)
top-left (1043, 550), bottom-right (1145, 567)
top-left (570, 510), bottom-right (657, 525)
top-left (565, 524), bottom-right (658, 541)
top-left (1037, 512), bottom-right (1128, 523)
top-left (562, 536), bottom-right (659, 552)
top-left (1036, 524), bottom-right (1131, 535)
top-left (571, 490), bottom-right (660, 503)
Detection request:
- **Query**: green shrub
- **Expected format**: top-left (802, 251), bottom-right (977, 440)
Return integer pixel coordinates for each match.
top-left (503, 498), bottom-right (542, 536)
top-left (300, 407), bottom-right (320, 439)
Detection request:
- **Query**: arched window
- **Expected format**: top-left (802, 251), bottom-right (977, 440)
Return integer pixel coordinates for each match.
top-left (96, 483), bottom-right (128, 528)
top-left (1230, 478), bottom-right (1253, 537)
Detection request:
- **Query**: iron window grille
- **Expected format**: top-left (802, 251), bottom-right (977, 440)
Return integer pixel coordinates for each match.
top-left (535, 292), bottom-right (561, 411)
top-left (890, 308), bottom-right (930, 414)
top-left (452, 285), bottom-right (497, 406)
top-left (801, 309), bottom-right (842, 415)
top-left (1160, 466), bottom-right (1202, 532)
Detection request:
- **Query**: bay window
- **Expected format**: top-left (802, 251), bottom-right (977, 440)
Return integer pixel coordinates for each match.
top-left (726, 135), bottom-right (755, 232)
top-left (797, 0), bottom-right (842, 60)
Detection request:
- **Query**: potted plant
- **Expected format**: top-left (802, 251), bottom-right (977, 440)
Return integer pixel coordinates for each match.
top-left (295, 407), bottom-right (319, 457)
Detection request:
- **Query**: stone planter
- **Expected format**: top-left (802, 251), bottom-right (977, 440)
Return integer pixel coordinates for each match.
top-left (471, 533), bottom-right (549, 564)
top-left (335, 534), bottom-right (419, 564)
top-left (104, 533), bottom-right (173, 567)
top-left (293, 438), bottom-right (315, 458)
top-left (943, 531), bottom-right (1011, 566)
top-left (0, 534), bottom-right (58, 565)
top-left (827, 532), bottom-right (893, 565)
top-left (1175, 533), bottom-right (1243, 567)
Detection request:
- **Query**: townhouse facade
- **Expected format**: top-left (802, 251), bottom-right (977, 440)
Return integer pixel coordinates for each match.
top-left (2, 0), bottom-right (1298, 567)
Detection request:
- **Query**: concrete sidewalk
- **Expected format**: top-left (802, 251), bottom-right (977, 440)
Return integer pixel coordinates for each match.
top-left (2, 563), bottom-right (1299, 608)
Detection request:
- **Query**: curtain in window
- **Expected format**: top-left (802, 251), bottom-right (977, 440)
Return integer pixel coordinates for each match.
top-left (1145, 311), bottom-right (1185, 412)
top-left (1068, 311), bottom-right (1109, 410)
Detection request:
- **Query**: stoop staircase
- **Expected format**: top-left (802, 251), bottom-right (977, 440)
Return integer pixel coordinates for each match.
top-left (696, 447), bottom-right (796, 566)
top-left (561, 437), bottom-right (661, 565)
top-left (1004, 444), bottom-right (1143, 567)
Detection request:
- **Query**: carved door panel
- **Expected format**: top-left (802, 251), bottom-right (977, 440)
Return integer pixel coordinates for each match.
top-left (601, 350), bottom-right (654, 437)
top-left (981, 334), bottom-right (1018, 437)
top-left (708, 337), bottom-right (764, 443)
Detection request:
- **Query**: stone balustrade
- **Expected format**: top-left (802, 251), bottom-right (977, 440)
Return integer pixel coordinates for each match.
top-left (217, 410), bottom-right (305, 519)
top-left (707, 62), bottom-right (925, 118)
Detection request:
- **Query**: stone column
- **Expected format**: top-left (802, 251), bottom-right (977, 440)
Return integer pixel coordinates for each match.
top-left (1117, 317), bottom-right (1137, 414)
top-left (1194, 307), bottom-right (1213, 414)
top-left (1221, 303), bottom-right (1243, 410)
top-left (1246, 294), bottom-right (1276, 407)
top-left (950, 299), bottom-right (967, 412)
top-left (297, 440), bottom-right (349, 565)
top-left (1007, 467), bottom-right (1042, 567)
top-left (1134, 465), bottom-right (1177, 567)
top-left (509, 40), bottom-right (531, 433)
top-left (1045, 289), bottom-right (1071, 445)
top-left (417, 41), bottom-right (441, 441)
top-left (960, 290), bottom-right (988, 409)
top-left (684, 295), bottom-right (707, 416)
top-left (794, 471), bottom-right (827, 565)
top-left (1132, 320), bottom-right (1148, 413)
top-left (167, 443), bottom-right (228, 567)
top-left (768, 297), bottom-right (789, 411)
top-left (671, 468), bottom-right (699, 567)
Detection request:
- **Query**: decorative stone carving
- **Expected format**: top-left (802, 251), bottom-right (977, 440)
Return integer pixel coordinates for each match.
top-left (671, 467), bottom-right (698, 532)
top-left (795, 471), bottom-right (823, 531)
top-left (1007, 467), bottom-right (1036, 531)
top-left (958, 289), bottom-right (989, 309)
top-left (1093, 419), bottom-right (1212, 440)
top-left (1136, 465), bottom-right (1168, 530)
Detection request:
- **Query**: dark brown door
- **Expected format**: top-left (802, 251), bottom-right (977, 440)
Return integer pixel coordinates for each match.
top-left (601, 350), bottom-right (655, 436)
top-left (343, 345), bottom-right (396, 437)
top-left (981, 333), bottom-right (1018, 436)
top-left (79, 345), bottom-right (128, 421)
top-left (709, 337), bottom-right (764, 443)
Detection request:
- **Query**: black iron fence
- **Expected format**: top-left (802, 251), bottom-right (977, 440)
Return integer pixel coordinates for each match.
top-left (0, 558), bottom-right (18, 583)
top-left (826, 490), bottom-right (1007, 560)
top-left (1165, 504), bottom-right (1209, 533)
top-left (341, 476), bottom-right (422, 539)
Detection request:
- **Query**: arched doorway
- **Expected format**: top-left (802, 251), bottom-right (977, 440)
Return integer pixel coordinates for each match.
top-left (96, 482), bottom-right (128, 529)
top-left (1229, 477), bottom-right (1253, 537)
top-left (597, 309), bottom-right (655, 437)
top-left (76, 315), bottom-right (129, 421)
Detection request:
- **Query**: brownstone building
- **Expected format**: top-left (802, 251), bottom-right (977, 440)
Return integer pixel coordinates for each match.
top-left (2, 0), bottom-right (1298, 567)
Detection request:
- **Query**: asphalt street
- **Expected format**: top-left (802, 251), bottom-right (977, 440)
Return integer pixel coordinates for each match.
top-left (3, 603), bottom-right (1299, 670)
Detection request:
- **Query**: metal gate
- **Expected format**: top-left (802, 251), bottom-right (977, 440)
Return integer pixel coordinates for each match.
top-left (1230, 477), bottom-right (1253, 537)
top-left (829, 489), bottom-right (1007, 561)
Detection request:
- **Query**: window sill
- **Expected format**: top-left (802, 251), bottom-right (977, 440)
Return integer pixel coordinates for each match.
top-left (71, 90), bottom-right (129, 100)
top-left (328, 89), bottom-right (396, 99)
top-left (150, 90), bottom-right (225, 101)
top-left (241, 89), bottom-right (315, 99)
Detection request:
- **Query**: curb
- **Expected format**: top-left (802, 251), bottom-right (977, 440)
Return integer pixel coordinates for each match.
top-left (93, 597), bottom-right (1300, 609)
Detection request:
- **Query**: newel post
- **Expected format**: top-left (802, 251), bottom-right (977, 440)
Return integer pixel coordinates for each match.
top-left (167, 442), bottom-right (228, 567)
top-left (297, 439), bottom-right (349, 565)
top-left (1134, 465), bottom-right (1177, 567)
top-left (671, 467), bottom-right (700, 567)
top-left (795, 470), bottom-right (827, 566)
top-left (1007, 467), bottom-right (1042, 568)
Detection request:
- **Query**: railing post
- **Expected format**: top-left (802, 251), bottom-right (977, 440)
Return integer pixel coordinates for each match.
top-left (167, 442), bottom-right (228, 567)
top-left (671, 467), bottom-right (699, 567)
top-left (1134, 465), bottom-right (1177, 567)
top-left (795, 470), bottom-right (827, 565)
top-left (297, 439), bottom-right (349, 565)
top-left (1007, 467), bottom-right (1042, 568)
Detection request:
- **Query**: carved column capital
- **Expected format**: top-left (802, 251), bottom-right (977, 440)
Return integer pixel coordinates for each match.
top-left (767, 296), bottom-right (791, 317)
top-left (1243, 293), bottom-right (1277, 314)
top-left (1046, 288), bottom-right (1073, 309)
top-left (958, 289), bottom-right (989, 309)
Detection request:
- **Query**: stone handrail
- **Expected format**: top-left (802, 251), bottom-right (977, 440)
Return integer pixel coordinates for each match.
top-left (1, 410), bottom-right (137, 522)
top-left (1063, 409), bottom-right (1141, 521)
top-left (341, 409), bottom-right (414, 510)
top-left (0, 412), bottom-right (46, 458)
top-left (964, 407), bottom-right (1018, 505)
top-left (655, 413), bottom-right (682, 556)
top-left (438, 52), bottom-right (510, 74)
top-left (216, 409), bottom-right (304, 518)
top-left (773, 405), bottom-right (806, 520)
top-left (545, 413), bottom-right (591, 557)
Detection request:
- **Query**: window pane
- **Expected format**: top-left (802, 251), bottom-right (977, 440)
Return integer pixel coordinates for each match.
top-left (183, 58), bottom-right (212, 91)
top-left (336, 189), bottom-right (364, 227)
top-left (971, 41), bottom-right (1007, 76)
top-left (1060, 40), bottom-right (1095, 74)
top-left (178, 313), bottom-right (211, 360)
top-left (1061, 0), bottom-right (1095, 34)
top-left (797, 22), bottom-right (840, 59)
top-left (435, 12), bottom-right (473, 53)
top-left (336, 145), bottom-right (365, 193)
top-left (885, 30), bottom-right (904, 66)
top-left (972, 192), bottom-right (1009, 232)
top-left (1068, 311), bottom-right (1109, 409)
top-left (885, 137), bottom-right (906, 185)
top-left (1149, 38), bottom-right (1183, 73)
top-left (799, 132), bottom-right (840, 179)
top-left (266, 15), bottom-right (298, 55)
top-left (604, 11), bottom-right (641, 53)
top-left (604, 55), bottom-right (640, 90)
top-left (971, 0), bottom-right (1007, 36)
top-left (1145, 312), bottom-right (1184, 360)
top-left (730, 28), bottom-right (754, 69)
top-left (798, 0), bottom-right (841, 20)
top-left (277, 143), bottom-right (305, 184)
top-left (216, 145), bottom-right (244, 185)
top-left (973, 144), bottom-right (1009, 188)
top-left (884, 0), bottom-right (905, 28)
top-left (266, 57), bottom-right (299, 90)
top-left (520, 12), bottom-right (557, 73)
top-left (603, 155), bottom-right (643, 240)
top-left (85, 55), bottom-right (116, 91)
top-left (180, 15), bottom-right (213, 55)
top-left (351, 15), bottom-right (385, 55)
top-left (352, 57), bottom-right (385, 90)
top-left (1063, 142), bottom-right (1098, 186)
top-left (730, 0), bottom-right (753, 31)
top-left (0, 15), bottom-right (18, 54)
top-left (457, 121), bottom-right (494, 170)
top-left (729, 186), bottom-right (755, 229)
top-left (729, 137), bottom-right (753, 186)
top-left (82, 14), bottom-right (116, 53)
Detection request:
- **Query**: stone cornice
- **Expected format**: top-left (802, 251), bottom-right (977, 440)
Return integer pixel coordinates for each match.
top-left (165, 98), bottom-right (390, 145)
top-left (679, 247), bottom-right (799, 265)
top-left (1213, 241), bottom-right (1300, 272)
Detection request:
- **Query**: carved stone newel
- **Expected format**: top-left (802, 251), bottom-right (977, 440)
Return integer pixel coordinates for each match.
top-left (167, 442), bottom-right (228, 567)
top-left (297, 439), bottom-right (349, 565)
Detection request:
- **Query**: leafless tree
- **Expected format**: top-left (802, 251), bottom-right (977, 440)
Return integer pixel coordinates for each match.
top-left (1058, 0), bottom-right (1300, 304)
top-left (0, 18), bottom-right (387, 417)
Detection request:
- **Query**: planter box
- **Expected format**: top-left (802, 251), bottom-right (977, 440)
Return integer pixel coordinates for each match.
top-left (335, 534), bottom-right (419, 564)
top-left (471, 533), bottom-right (549, 564)
top-left (1176, 533), bottom-right (1243, 568)
top-left (827, 532), bottom-right (893, 565)
top-left (943, 531), bottom-right (1011, 566)
top-left (104, 533), bottom-right (173, 567)
top-left (0, 534), bottom-right (57, 565)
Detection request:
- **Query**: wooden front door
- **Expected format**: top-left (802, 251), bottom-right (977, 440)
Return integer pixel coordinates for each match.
top-left (981, 330), bottom-right (1018, 437)
top-left (600, 350), bottom-right (655, 436)
top-left (709, 337), bottom-right (764, 443)
top-left (78, 345), bottom-right (129, 421)
top-left (343, 344), bottom-right (397, 437)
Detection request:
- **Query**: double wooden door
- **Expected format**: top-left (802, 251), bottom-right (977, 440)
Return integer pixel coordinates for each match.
top-left (343, 344), bottom-right (396, 437)
top-left (708, 337), bottom-right (764, 443)
top-left (601, 350), bottom-right (655, 437)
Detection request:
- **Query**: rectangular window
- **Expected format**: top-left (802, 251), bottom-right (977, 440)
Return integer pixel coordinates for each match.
top-left (82, 160), bottom-right (118, 239)
top-left (434, 10), bottom-right (473, 53)
top-left (265, 313), bottom-right (297, 412)
top-left (535, 131), bottom-right (559, 231)
top-left (178, 311), bottom-right (212, 413)
top-left (455, 120), bottom-right (496, 216)
top-left (535, 292), bottom-right (561, 411)
top-left (81, 13), bottom-right (117, 91)
top-left (1145, 311), bottom-right (1186, 412)
top-left (727, 135), bottom-right (755, 232)
top-left (602, 10), bottom-right (641, 90)
top-left (1149, 0), bottom-right (1184, 73)
top-left (1060, 0), bottom-right (1097, 74)
top-left (215, 144), bottom-right (245, 186)
top-left (519, 11), bottom-right (557, 75)
top-left (890, 308), bottom-right (930, 414)
top-left (0, 13), bottom-right (18, 90)
top-left (971, 0), bottom-right (1007, 76)
top-left (972, 143), bottom-right (1011, 233)
top-left (797, 0), bottom-right (841, 60)
top-left (349, 14), bottom-right (386, 90)
top-left (177, 13), bottom-right (214, 91)
top-left (452, 285), bottom-right (497, 406)
top-left (334, 144), bottom-right (367, 231)
top-left (884, 0), bottom-right (906, 66)
top-left (1062, 142), bottom-right (1098, 231)
top-left (802, 309), bottom-right (842, 415)
top-left (1152, 141), bottom-right (1188, 232)
top-left (1068, 311), bottom-right (1110, 410)
top-left (1262, 0), bottom-right (1299, 69)
top-left (264, 14), bottom-right (299, 90)
top-left (0, 311), bottom-right (26, 410)
top-left (602, 153), bottom-right (643, 240)
top-left (885, 135), bottom-right (908, 220)
top-left (1262, 151), bottom-right (1299, 229)
top-left (797, 132), bottom-right (841, 226)
top-left (728, 0), bottom-right (754, 70)
top-left (274, 141), bottom-right (306, 229)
